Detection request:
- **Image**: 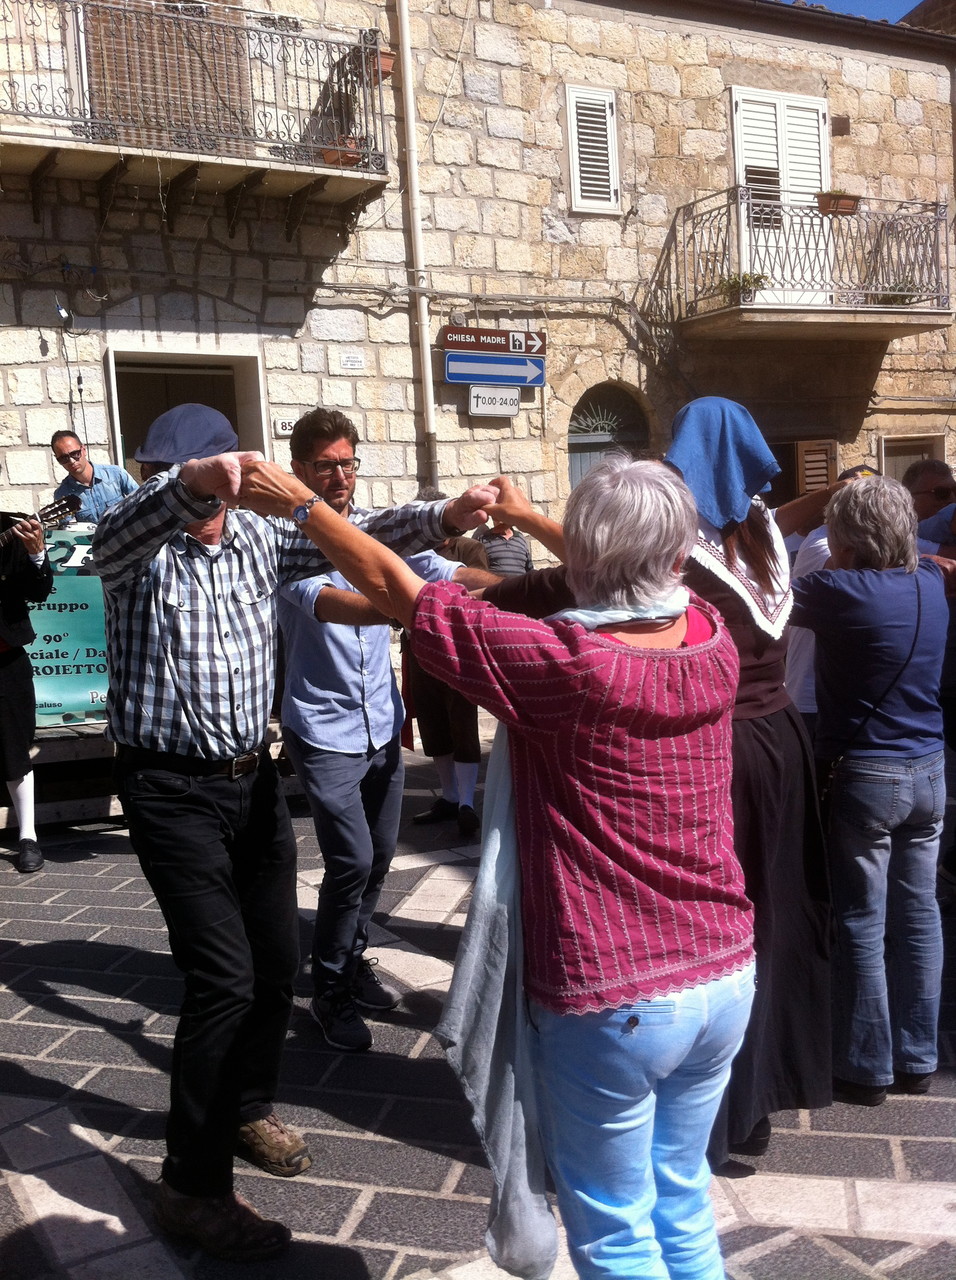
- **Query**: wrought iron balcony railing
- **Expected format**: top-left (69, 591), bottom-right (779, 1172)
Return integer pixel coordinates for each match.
top-left (644, 187), bottom-right (950, 347)
top-left (0, 0), bottom-right (389, 172)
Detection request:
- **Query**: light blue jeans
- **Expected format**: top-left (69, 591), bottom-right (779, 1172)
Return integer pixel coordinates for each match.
top-left (529, 964), bottom-right (755, 1280)
top-left (828, 751), bottom-right (944, 1085)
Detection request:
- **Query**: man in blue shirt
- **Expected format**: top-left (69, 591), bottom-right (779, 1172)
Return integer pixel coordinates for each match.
top-left (52, 430), bottom-right (138, 522)
top-left (280, 408), bottom-right (498, 1051)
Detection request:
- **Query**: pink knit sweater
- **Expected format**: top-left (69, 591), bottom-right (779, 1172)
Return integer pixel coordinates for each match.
top-left (411, 581), bottom-right (755, 1014)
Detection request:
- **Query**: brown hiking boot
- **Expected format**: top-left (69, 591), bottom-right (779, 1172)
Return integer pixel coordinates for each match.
top-left (236, 1112), bottom-right (312, 1177)
top-left (153, 1178), bottom-right (291, 1260)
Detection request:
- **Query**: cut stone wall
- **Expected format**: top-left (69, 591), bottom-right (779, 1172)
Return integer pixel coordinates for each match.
top-left (1, 0), bottom-right (954, 522)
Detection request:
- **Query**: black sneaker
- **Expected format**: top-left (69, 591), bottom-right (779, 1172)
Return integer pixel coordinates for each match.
top-left (412, 797), bottom-right (459, 825)
top-left (310, 990), bottom-right (372, 1052)
top-left (351, 957), bottom-right (401, 1011)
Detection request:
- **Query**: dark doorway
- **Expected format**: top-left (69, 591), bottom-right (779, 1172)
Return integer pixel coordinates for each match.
top-left (114, 363), bottom-right (239, 472)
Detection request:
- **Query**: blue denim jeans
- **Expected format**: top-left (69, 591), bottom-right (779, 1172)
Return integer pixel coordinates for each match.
top-left (283, 728), bottom-right (404, 994)
top-left (828, 751), bottom-right (944, 1085)
top-left (529, 964), bottom-right (755, 1280)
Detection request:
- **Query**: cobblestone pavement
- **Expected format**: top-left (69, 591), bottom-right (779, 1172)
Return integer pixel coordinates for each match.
top-left (0, 749), bottom-right (954, 1280)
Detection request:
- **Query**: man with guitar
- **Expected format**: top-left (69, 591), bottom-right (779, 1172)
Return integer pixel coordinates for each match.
top-left (0, 491), bottom-right (55, 872)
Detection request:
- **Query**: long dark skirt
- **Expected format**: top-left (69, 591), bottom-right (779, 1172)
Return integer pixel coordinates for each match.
top-left (707, 703), bottom-right (832, 1166)
top-left (0, 647), bottom-right (36, 781)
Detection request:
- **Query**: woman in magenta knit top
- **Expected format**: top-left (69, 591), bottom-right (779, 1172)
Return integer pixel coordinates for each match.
top-left (241, 455), bottom-right (755, 1280)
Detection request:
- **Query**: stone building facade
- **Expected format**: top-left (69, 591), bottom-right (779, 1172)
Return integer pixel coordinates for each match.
top-left (1, 0), bottom-right (955, 535)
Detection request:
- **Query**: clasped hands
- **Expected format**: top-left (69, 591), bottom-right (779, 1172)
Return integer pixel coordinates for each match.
top-left (180, 452), bottom-right (534, 534)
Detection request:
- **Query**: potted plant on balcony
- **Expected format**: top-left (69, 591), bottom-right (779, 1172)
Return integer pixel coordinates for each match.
top-left (716, 272), bottom-right (768, 306)
top-left (347, 41), bottom-right (396, 87)
top-left (321, 136), bottom-right (365, 167)
top-left (815, 190), bottom-right (860, 216)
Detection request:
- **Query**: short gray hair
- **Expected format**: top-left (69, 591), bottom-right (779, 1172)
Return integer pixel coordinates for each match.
top-left (564, 455), bottom-right (698, 608)
top-left (825, 475), bottom-right (918, 572)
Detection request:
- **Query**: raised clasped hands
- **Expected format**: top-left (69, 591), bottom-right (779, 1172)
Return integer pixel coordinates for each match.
top-left (180, 451), bottom-right (266, 507)
top-left (481, 474), bottom-right (534, 533)
top-left (441, 482), bottom-right (501, 533)
top-left (239, 459), bottom-right (313, 518)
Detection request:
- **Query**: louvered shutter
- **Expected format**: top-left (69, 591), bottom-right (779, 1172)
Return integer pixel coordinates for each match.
top-left (567, 86), bottom-right (619, 213)
top-left (731, 87), bottom-right (828, 203)
top-left (796, 440), bottom-right (837, 491)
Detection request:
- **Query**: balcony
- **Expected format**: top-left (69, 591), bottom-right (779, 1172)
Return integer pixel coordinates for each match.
top-left (645, 188), bottom-right (952, 346)
top-left (0, 0), bottom-right (392, 231)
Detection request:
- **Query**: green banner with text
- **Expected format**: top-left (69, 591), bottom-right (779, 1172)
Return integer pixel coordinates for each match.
top-left (27, 529), bottom-right (108, 726)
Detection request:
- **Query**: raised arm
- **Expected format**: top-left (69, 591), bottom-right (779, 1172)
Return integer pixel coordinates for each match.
top-left (92, 453), bottom-right (258, 592)
top-left (483, 475), bottom-right (565, 561)
top-left (242, 463), bottom-right (498, 628)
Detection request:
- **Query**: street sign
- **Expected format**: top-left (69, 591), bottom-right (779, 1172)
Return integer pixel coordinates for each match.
top-left (439, 326), bottom-right (547, 356)
top-left (445, 352), bottom-right (546, 386)
top-left (468, 386), bottom-right (521, 417)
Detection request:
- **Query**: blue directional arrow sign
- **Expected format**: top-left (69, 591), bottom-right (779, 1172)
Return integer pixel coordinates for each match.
top-left (444, 352), bottom-right (546, 386)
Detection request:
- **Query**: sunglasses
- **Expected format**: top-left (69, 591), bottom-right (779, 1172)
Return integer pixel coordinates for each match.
top-left (307, 458), bottom-right (360, 477)
top-left (54, 448), bottom-right (83, 464)
top-left (913, 485), bottom-right (956, 502)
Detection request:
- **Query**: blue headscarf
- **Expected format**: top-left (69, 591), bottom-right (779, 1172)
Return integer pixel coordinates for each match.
top-left (664, 397), bottom-right (780, 530)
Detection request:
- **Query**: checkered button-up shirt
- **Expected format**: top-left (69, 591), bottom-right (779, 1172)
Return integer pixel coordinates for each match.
top-left (92, 470), bottom-right (446, 759)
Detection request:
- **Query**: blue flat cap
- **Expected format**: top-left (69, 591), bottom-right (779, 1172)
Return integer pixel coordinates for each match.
top-left (135, 404), bottom-right (239, 464)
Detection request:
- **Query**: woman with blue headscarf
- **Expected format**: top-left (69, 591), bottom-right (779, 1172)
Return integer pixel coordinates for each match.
top-left (665, 397), bottom-right (831, 1169)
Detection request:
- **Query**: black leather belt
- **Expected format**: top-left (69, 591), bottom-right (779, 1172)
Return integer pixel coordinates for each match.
top-left (116, 745), bottom-right (263, 780)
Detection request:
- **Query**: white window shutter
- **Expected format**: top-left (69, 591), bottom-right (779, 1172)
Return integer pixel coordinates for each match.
top-left (567, 86), bottom-right (619, 214)
top-left (731, 87), bottom-right (828, 203)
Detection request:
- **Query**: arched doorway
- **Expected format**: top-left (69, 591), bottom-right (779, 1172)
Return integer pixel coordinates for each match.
top-left (568, 383), bottom-right (652, 486)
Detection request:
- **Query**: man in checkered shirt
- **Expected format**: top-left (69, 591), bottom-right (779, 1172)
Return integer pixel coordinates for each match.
top-left (92, 404), bottom-right (495, 1261)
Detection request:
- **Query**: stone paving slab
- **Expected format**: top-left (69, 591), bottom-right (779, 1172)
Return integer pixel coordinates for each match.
top-left (0, 749), bottom-right (953, 1279)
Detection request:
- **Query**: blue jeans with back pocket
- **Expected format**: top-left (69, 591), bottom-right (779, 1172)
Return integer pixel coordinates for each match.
top-left (827, 751), bottom-right (944, 1085)
top-left (529, 963), bottom-right (755, 1279)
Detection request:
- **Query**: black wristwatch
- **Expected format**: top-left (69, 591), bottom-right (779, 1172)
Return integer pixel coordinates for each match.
top-left (292, 495), bottom-right (323, 523)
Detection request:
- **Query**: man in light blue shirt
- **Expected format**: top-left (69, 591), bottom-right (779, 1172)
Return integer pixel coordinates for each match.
top-left (52, 430), bottom-right (138, 522)
top-left (280, 408), bottom-right (497, 1052)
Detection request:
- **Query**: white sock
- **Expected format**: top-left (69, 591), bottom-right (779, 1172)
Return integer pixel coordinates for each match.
top-left (455, 762), bottom-right (479, 809)
top-left (7, 773), bottom-right (37, 842)
top-left (433, 754), bottom-right (459, 803)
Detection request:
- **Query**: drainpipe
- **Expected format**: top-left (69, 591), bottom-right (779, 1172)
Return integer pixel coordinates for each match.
top-left (394, 0), bottom-right (439, 486)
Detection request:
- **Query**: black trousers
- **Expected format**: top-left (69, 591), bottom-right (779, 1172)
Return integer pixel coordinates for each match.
top-left (117, 750), bottom-right (299, 1196)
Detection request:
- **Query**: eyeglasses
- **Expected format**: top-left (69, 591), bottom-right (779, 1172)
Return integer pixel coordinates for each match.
top-left (54, 448), bottom-right (83, 464)
top-left (912, 486), bottom-right (956, 502)
top-left (307, 457), bottom-right (360, 477)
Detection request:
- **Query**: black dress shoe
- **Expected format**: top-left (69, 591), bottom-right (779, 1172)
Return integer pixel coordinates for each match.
top-left (833, 1076), bottom-right (887, 1107)
top-left (412, 798), bottom-right (459, 825)
top-left (728, 1116), bottom-right (771, 1157)
top-left (457, 804), bottom-right (480, 838)
top-left (893, 1070), bottom-right (933, 1095)
top-left (16, 839), bottom-right (44, 874)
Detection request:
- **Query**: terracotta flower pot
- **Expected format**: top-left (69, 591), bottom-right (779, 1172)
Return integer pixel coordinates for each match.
top-left (322, 139), bottom-right (364, 167)
top-left (367, 48), bottom-right (396, 85)
top-left (815, 192), bottom-right (860, 216)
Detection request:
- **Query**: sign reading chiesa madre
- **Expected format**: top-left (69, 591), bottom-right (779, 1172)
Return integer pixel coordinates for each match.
top-left (439, 326), bottom-right (547, 355)
top-left (439, 324), bottom-right (547, 409)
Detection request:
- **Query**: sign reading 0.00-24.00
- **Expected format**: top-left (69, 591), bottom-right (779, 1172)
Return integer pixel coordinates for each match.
top-left (28, 529), bottom-right (109, 726)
